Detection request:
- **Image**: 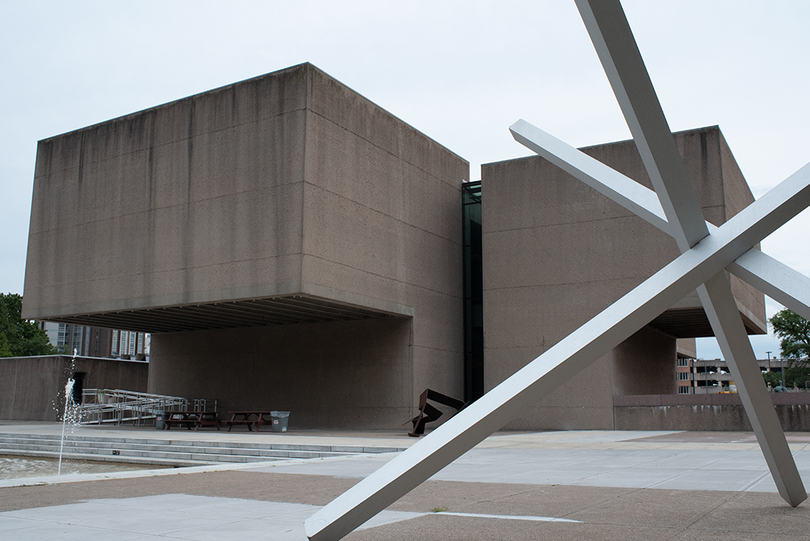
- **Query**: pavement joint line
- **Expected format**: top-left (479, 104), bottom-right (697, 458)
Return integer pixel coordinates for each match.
top-left (435, 511), bottom-right (583, 523)
top-left (475, 486), bottom-right (545, 507)
top-left (739, 471), bottom-right (774, 493)
top-left (646, 469), bottom-right (710, 490)
top-left (544, 484), bottom-right (650, 517)
top-left (692, 457), bottom-right (725, 470)
top-left (680, 490), bottom-right (743, 532)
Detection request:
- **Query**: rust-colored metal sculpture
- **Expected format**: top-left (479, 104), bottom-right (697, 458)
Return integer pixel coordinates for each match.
top-left (407, 389), bottom-right (466, 437)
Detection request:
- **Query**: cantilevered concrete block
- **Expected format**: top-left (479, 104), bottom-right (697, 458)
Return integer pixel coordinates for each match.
top-left (24, 63), bottom-right (468, 427)
top-left (25, 64), bottom-right (467, 325)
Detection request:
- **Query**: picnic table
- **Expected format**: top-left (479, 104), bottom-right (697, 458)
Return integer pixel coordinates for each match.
top-left (164, 410), bottom-right (220, 431)
top-left (225, 411), bottom-right (275, 432)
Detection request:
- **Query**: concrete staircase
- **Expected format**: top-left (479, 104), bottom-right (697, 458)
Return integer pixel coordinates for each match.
top-left (0, 432), bottom-right (405, 467)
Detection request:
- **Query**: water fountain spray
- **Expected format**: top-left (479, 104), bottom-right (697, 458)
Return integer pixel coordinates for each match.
top-left (57, 349), bottom-right (78, 476)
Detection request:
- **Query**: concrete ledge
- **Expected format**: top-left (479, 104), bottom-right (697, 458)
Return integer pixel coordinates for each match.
top-left (614, 393), bottom-right (810, 407)
top-left (614, 394), bottom-right (810, 431)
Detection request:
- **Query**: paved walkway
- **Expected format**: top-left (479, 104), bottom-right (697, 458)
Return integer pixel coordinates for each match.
top-left (1, 423), bottom-right (809, 540)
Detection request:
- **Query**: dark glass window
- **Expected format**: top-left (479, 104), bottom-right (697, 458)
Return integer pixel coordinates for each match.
top-left (462, 181), bottom-right (483, 402)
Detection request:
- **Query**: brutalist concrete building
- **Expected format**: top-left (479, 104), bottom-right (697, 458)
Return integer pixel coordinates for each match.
top-left (482, 128), bottom-right (765, 429)
top-left (22, 63), bottom-right (765, 429)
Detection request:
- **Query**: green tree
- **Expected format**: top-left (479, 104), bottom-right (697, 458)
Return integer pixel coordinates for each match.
top-left (762, 370), bottom-right (781, 389)
top-left (0, 332), bottom-right (12, 357)
top-left (769, 308), bottom-right (810, 361)
top-left (0, 293), bottom-right (57, 357)
top-left (763, 366), bottom-right (810, 390)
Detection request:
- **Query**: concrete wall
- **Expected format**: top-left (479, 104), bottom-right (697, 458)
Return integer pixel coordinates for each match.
top-left (25, 63), bottom-right (468, 428)
top-left (151, 318), bottom-right (413, 428)
top-left (482, 126), bottom-right (764, 430)
top-left (24, 66), bottom-right (309, 317)
top-left (614, 394), bottom-right (810, 431)
top-left (677, 338), bottom-right (697, 360)
top-left (0, 355), bottom-right (147, 421)
top-left (298, 67), bottom-right (466, 404)
top-left (612, 327), bottom-right (677, 396)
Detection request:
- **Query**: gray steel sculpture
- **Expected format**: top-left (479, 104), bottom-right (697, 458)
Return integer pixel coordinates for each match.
top-left (305, 1), bottom-right (809, 538)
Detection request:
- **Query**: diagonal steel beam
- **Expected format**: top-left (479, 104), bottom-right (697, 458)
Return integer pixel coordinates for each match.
top-left (697, 275), bottom-right (806, 504)
top-left (728, 251), bottom-right (810, 321)
top-left (510, 119), bottom-right (670, 232)
top-left (511, 121), bottom-right (810, 501)
top-left (509, 121), bottom-right (810, 322)
top-left (305, 167), bottom-right (810, 539)
top-left (575, 0), bottom-right (709, 250)
top-left (576, 0), bottom-right (806, 506)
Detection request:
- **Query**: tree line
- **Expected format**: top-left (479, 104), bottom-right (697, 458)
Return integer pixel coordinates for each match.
top-left (767, 308), bottom-right (810, 389)
top-left (0, 293), bottom-right (56, 357)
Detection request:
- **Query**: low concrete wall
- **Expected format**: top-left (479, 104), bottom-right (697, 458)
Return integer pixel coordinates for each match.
top-left (614, 394), bottom-right (810, 431)
top-left (0, 355), bottom-right (148, 421)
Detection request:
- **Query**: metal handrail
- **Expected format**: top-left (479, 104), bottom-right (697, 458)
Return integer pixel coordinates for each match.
top-left (78, 389), bottom-right (218, 426)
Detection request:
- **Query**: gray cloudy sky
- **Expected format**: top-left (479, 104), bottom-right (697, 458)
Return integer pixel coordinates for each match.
top-left (1, 1), bottom-right (808, 359)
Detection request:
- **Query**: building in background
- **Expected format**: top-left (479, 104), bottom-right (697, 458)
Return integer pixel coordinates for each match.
top-left (676, 357), bottom-right (806, 394)
top-left (110, 329), bottom-right (150, 360)
top-left (22, 64), bottom-right (766, 430)
top-left (37, 322), bottom-right (149, 360)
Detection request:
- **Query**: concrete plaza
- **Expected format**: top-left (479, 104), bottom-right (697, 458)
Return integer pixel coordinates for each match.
top-left (1, 425), bottom-right (809, 539)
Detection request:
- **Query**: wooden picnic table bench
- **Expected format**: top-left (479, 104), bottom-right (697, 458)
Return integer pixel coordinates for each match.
top-left (164, 410), bottom-right (220, 431)
top-left (225, 411), bottom-right (274, 432)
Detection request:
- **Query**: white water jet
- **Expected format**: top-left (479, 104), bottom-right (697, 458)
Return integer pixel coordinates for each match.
top-left (57, 349), bottom-right (78, 476)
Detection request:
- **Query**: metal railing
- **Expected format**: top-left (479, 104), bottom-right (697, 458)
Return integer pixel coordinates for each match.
top-left (78, 389), bottom-right (218, 426)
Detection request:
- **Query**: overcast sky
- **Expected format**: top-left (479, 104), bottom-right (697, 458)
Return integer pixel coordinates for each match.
top-left (1, 1), bottom-right (808, 360)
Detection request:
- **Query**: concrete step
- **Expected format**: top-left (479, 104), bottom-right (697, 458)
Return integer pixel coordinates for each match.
top-left (0, 432), bottom-right (405, 467)
top-left (2, 440), bottom-right (352, 459)
top-left (0, 442), bottom-right (285, 464)
top-left (0, 432), bottom-right (403, 454)
top-left (2, 449), bottom-right (215, 467)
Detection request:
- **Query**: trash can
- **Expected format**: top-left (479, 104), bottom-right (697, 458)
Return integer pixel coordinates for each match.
top-left (270, 411), bottom-right (290, 433)
top-left (155, 411), bottom-right (168, 430)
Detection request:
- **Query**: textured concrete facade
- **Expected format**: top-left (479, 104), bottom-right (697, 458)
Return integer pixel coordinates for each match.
top-left (25, 66), bottom-right (309, 318)
top-left (24, 64), bottom-right (467, 428)
top-left (150, 318), bottom-right (414, 427)
top-left (481, 126), bottom-right (766, 430)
